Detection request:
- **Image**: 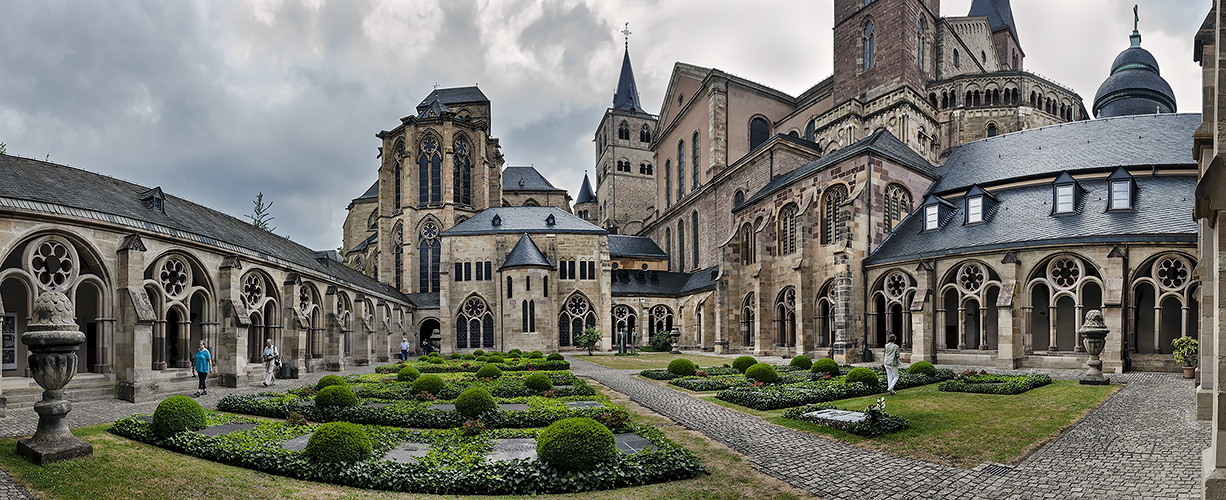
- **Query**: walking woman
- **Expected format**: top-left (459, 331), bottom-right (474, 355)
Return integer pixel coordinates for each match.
top-left (884, 334), bottom-right (900, 395)
top-left (194, 340), bottom-right (211, 397)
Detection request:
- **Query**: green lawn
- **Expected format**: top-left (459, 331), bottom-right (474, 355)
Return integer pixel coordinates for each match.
top-left (705, 380), bottom-right (1117, 468)
top-left (579, 353), bottom-right (732, 370)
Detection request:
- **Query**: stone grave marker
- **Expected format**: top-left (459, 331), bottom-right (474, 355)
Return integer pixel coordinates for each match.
top-left (614, 433), bottom-right (657, 454)
top-left (193, 422), bottom-right (258, 437)
top-left (282, 432), bottom-right (312, 451)
top-left (487, 438), bottom-right (537, 462)
top-left (430, 403), bottom-right (456, 412)
top-left (383, 442), bottom-right (431, 464)
top-left (363, 402), bottom-right (391, 409)
top-left (800, 408), bottom-right (866, 424)
top-left (498, 403), bottom-right (530, 412)
top-left (564, 401), bottom-right (603, 410)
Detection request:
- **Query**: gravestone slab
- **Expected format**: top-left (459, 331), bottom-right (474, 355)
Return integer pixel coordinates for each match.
top-left (430, 403), bottom-right (456, 412)
top-left (363, 402), bottom-right (391, 409)
top-left (614, 433), bottom-right (657, 454)
top-left (801, 409), bottom-right (866, 424)
top-left (564, 401), bottom-right (604, 409)
top-left (282, 433), bottom-right (312, 451)
top-left (193, 423), bottom-right (258, 437)
top-left (383, 442), bottom-right (431, 464)
top-left (552, 384), bottom-right (574, 390)
top-left (487, 438), bottom-right (537, 462)
top-left (298, 399), bottom-right (315, 407)
top-left (133, 415), bottom-right (153, 423)
top-left (498, 403), bottom-right (530, 412)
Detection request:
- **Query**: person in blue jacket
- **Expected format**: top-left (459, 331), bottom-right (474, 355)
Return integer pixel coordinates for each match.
top-left (194, 340), bottom-right (211, 397)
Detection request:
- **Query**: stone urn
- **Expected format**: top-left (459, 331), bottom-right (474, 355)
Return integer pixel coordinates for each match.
top-left (16, 290), bottom-right (93, 464)
top-left (668, 327), bottom-right (681, 354)
top-left (1078, 310), bottom-right (1110, 385)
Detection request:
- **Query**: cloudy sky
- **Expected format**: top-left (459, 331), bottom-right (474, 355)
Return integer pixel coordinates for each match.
top-left (0, 0), bottom-right (1210, 251)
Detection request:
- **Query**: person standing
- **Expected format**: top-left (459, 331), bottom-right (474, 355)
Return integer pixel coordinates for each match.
top-left (400, 337), bottom-right (411, 361)
top-left (884, 334), bottom-right (901, 395)
top-left (193, 340), bottom-right (210, 397)
top-left (263, 338), bottom-right (279, 387)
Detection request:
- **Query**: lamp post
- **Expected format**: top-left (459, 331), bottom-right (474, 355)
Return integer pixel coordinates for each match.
top-left (1078, 309), bottom-right (1110, 385)
top-left (16, 291), bottom-right (93, 464)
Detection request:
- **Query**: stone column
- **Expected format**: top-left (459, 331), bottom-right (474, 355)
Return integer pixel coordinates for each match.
top-left (978, 307), bottom-right (988, 350)
top-left (151, 319), bottom-right (166, 371)
top-left (281, 274), bottom-right (305, 378)
top-left (115, 235), bottom-right (156, 402)
top-left (1153, 305), bottom-right (1163, 354)
top-left (957, 306), bottom-right (967, 350)
top-left (215, 256), bottom-right (245, 388)
top-left (1048, 305), bottom-right (1058, 351)
top-left (831, 252), bottom-right (857, 363)
top-left (324, 285), bottom-right (344, 372)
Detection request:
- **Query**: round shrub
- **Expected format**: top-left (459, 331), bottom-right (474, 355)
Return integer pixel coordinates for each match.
top-left (524, 372), bottom-right (553, 391)
top-left (473, 350), bottom-right (485, 356)
top-left (475, 364), bottom-right (503, 379)
top-left (454, 387), bottom-right (497, 417)
top-left (790, 355), bottom-right (813, 370)
top-left (151, 395), bottom-right (206, 438)
top-left (732, 355), bottom-right (758, 373)
top-left (547, 353), bottom-right (564, 361)
top-left (745, 363), bottom-right (778, 383)
top-left (476, 355), bottom-right (489, 362)
top-left (315, 385), bottom-right (359, 407)
top-left (427, 356), bottom-right (445, 364)
top-left (462, 354), bottom-right (475, 360)
top-left (667, 358), bottom-right (697, 377)
top-left (508, 349), bottom-right (523, 358)
top-left (304, 421), bottom-right (372, 462)
top-left (487, 355), bottom-right (505, 364)
top-left (529, 350), bottom-right (544, 359)
top-left (810, 357), bottom-right (840, 377)
top-left (412, 374), bottom-right (444, 396)
top-left (417, 355), bottom-right (429, 362)
top-left (536, 417), bottom-right (617, 472)
top-left (396, 366), bottom-right (420, 382)
top-left (844, 367), bottom-right (880, 389)
top-left (316, 374), bottom-right (345, 391)
top-left (908, 361), bottom-right (936, 376)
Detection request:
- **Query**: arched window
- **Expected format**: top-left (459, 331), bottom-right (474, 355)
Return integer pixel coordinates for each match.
top-left (987, 123), bottom-right (998, 137)
top-left (457, 296), bottom-right (494, 349)
top-left (805, 120), bottom-right (816, 142)
top-left (741, 293), bottom-right (756, 346)
top-left (418, 135), bottom-right (441, 205)
top-left (452, 137), bottom-right (472, 205)
top-left (393, 139), bottom-right (404, 209)
top-left (917, 19), bottom-right (926, 70)
top-left (775, 287), bottom-right (797, 347)
top-left (506, 276), bottom-right (513, 298)
top-left (677, 139), bottom-right (685, 198)
top-left (650, 305), bottom-right (674, 335)
top-left (1012, 50), bottom-right (1018, 70)
top-left (692, 131), bottom-right (700, 189)
top-left (640, 162), bottom-right (653, 175)
top-left (823, 184), bottom-right (849, 245)
top-left (749, 117), bottom-right (770, 150)
top-left (393, 222), bottom-right (404, 290)
top-left (953, 49), bottom-right (960, 68)
top-left (734, 190), bottom-right (745, 207)
top-left (418, 221), bottom-right (440, 292)
top-left (664, 160), bottom-right (672, 208)
top-left (664, 227), bottom-right (672, 271)
top-left (981, 50), bottom-right (987, 63)
top-left (691, 210), bottom-right (700, 267)
top-left (884, 184), bottom-right (912, 231)
top-left (640, 123), bottom-right (652, 143)
top-left (779, 204), bottom-right (798, 255)
top-left (678, 219), bottom-right (687, 271)
top-left (863, 20), bottom-right (875, 70)
top-left (618, 121), bottom-right (630, 140)
top-left (740, 223), bottom-right (755, 264)
top-left (558, 294), bottom-right (596, 347)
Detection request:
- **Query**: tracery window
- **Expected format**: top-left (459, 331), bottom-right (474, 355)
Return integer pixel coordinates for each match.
top-left (775, 287), bottom-right (796, 346)
top-left (418, 136), bottom-right (442, 205)
top-left (957, 263), bottom-right (986, 293)
top-left (917, 19), bottom-right (926, 69)
top-left (418, 221), bottom-right (440, 293)
top-left (393, 222), bottom-right (404, 290)
top-left (393, 139), bottom-right (405, 209)
top-left (741, 293), bottom-right (755, 346)
top-left (159, 256), bottom-right (190, 300)
top-left (456, 296), bottom-right (494, 349)
top-left (740, 223), bottom-right (755, 264)
top-left (640, 123), bottom-right (652, 143)
top-left (884, 184), bottom-right (912, 231)
top-left (863, 20), bottom-right (876, 70)
top-left (618, 121), bottom-right (630, 140)
top-left (778, 205), bottom-right (798, 255)
top-left (651, 305), bottom-right (674, 334)
top-left (823, 184), bottom-right (849, 245)
top-left (558, 294), bottom-right (596, 347)
top-left (452, 138), bottom-right (472, 205)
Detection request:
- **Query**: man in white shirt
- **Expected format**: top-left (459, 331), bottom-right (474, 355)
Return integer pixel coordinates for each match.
top-left (263, 339), bottom-right (279, 387)
top-left (400, 337), bottom-right (410, 361)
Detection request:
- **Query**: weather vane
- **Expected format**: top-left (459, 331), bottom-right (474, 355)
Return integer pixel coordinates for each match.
top-left (622, 22), bottom-right (631, 49)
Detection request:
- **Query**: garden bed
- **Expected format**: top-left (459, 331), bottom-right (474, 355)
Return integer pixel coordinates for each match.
top-left (306, 371), bottom-right (595, 400)
top-left (937, 373), bottom-right (1052, 395)
top-left (374, 358), bottom-right (571, 374)
top-left (714, 370), bottom-right (955, 411)
top-left (780, 398), bottom-right (909, 437)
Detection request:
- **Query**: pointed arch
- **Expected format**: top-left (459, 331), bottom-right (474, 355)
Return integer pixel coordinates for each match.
top-left (822, 183), bottom-right (849, 245)
top-left (418, 130), bottom-right (442, 205)
top-left (456, 294), bottom-right (494, 349)
top-left (559, 292), bottom-right (595, 348)
top-left (452, 133), bottom-right (472, 205)
top-left (417, 216), bottom-right (442, 293)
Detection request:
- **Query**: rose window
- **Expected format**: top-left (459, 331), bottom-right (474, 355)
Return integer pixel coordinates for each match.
top-left (1155, 257), bottom-right (1190, 291)
top-left (885, 272), bottom-right (907, 299)
top-left (243, 275), bottom-right (264, 308)
top-left (463, 297), bottom-right (486, 317)
top-left (454, 140), bottom-right (468, 156)
top-left (567, 296), bottom-right (589, 316)
top-left (422, 222), bottom-right (439, 240)
top-left (653, 305), bottom-right (669, 320)
top-left (782, 288), bottom-right (796, 311)
top-left (27, 239), bottom-right (77, 291)
top-left (1049, 258), bottom-right (1081, 289)
top-left (957, 264), bottom-right (985, 293)
top-left (422, 137), bottom-right (438, 154)
top-left (614, 305), bottom-right (629, 320)
top-left (159, 257), bottom-right (190, 299)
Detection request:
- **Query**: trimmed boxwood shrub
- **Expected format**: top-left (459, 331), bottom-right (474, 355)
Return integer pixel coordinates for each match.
top-left (640, 369), bottom-right (679, 380)
top-left (732, 356), bottom-right (757, 373)
top-left (412, 374), bottom-right (445, 395)
top-left (417, 355), bottom-right (429, 362)
top-left (476, 356), bottom-right (489, 362)
top-left (473, 350), bottom-right (485, 356)
top-left (537, 417), bottom-right (617, 472)
top-left (789, 355), bottom-right (812, 370)
top-left (810, 358), bottom-right (839, 377)
top-left (397, 366), bottom-right (421, 382)
top-left (524, 372), bottom-right (553, 391)
top-left (428, 357), bottom-right (445, 364)
top-left (844, 367), bottom-right (880, 390)
top-left (476, 364), bottom-right (503, 379)
top-left (487, 355), bottom-right (506, 364)
top-left (745, 363), bottom-right (778, 383)
top-left (316, 374), bottom-right (345, 391)
top-left (454, 387), bottom-right (497, 417)
top-left (547, 353), bottom-right (564, 361)
top-left (304, 421), bottom-right (372, 462)
top-left (316, 385), bottom-right (359, 407)
top-left (667, 359), bottom-right (697, 377)
top-left (938, 374), bottom-right (1052, 394)
top-left (508, 349), bottom-right (524, 358)
top-left (529, 350), bottom-right (544, 359)
top-left (908, 361), bottom-right (936, 376)
top-left (151, 395), bottom-right (206, 438)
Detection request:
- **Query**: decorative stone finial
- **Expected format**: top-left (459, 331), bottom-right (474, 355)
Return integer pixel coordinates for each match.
top-left (29, 291), bottom-right (77, 332)
top-left (1082, 309), bottom-right (1106, 330)
top-left (17, 290), bottom-right (92, 464)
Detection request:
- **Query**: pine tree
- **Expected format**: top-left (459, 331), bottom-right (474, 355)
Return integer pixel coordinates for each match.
top-left (246, 192), bottom-right (277, 232)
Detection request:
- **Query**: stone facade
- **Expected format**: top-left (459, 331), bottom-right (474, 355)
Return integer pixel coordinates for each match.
top-left (594, 109), bottom-right (657, 234)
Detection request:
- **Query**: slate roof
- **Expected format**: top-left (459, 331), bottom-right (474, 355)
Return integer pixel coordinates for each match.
top-left (613, 48), bottom-right (645, 113)
top-left (932, 113), bottom-right (1199, 193)
top-left (866, 175), bottom-right (1198, 265)
top-left (416, 86), bottom-right (489, 111)
top-left (502, 166), bottom-right (566, 192)
top-left (501, 234), bottom-right (553, 270)
top-left (442, 207), bottom-right (606, 235)
top-left (406, 292), bottom-right (440, 309)
top-left (610, 265), bottom-right (718, 297)
top-left (575, 173), bottom-right (596, 204)
top-left (353, 181), bottom-right (378, 201)
top-left (348, 233), bottom-right (377, 255)
top-left (608, 235), bottom-right (666, 259)
top-left (737, 130), bottom-right (934, 210)
top-left (1093, 45), bottom-right (1176, 118)
top-left (0, 154), bottom-right (408, 302)
top-left (968, 0), bottom-right (1019, 42)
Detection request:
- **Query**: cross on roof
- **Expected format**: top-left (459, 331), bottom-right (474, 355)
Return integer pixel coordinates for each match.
top-left (622, 22), bottom-right (631, 49)
top-left (433, 82), bottom-right (440, 90)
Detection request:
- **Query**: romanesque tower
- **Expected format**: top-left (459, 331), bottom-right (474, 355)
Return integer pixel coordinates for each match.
top-left (832, 0), bottom-right (940, 104)
top-left (593, 25), bottom-right (658, 235)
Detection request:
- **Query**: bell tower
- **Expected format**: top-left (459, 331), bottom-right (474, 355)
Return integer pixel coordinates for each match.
top-left (832, 0), bottom-right (940, 104)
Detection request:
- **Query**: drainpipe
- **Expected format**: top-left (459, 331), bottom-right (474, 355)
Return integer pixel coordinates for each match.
top-left (861, 153), bottom-right (875, 362)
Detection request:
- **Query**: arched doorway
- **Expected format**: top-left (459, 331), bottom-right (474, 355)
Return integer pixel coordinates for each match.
top-left (419, 318), bottom-right (440, 353)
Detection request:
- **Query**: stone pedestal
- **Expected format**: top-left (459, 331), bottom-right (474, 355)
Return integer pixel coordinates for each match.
top-left (16, 291), bottom-right (93, 465)
top-left (1078, 310), bottom-right (1110, 385)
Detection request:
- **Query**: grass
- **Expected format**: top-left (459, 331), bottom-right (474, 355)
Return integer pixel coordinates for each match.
top-left (579, 353), bottom-right (732, 370)
top-left (710, 380), bottom-right (1117, 468)
top-left (0, 384), bottom-right (809, 500)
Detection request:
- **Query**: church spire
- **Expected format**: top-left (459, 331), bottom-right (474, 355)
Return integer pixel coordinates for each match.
top-left (576, 171), bottom-right (596, 204)
top-left (612, 23), bottom-right (644, 113)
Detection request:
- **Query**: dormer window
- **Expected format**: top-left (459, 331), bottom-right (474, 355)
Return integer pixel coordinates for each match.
top-left (1107, 167), bottom-right (1135, 210)
top-left (962, 185), bottom-right (995, 225)
top-left (924, 205), bottom-right (939, 230)
top-left (1052, 172), bottom-right (1080, 215)
top-left (966, 196), bottom-right (983, 224)
top-left (919, 194), bottom-right (953, 232)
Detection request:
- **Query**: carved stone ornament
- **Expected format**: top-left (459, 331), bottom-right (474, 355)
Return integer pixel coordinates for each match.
top-left (16, 290), bottom-right (93, 464)
top-left (1078, 310), bottom-right (1110, 385)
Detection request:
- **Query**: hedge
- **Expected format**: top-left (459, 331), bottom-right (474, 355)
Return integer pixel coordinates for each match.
top-left (375, 359), bottom-right (571, 374)
top-left (715, 370), bottom-right (955, 410)
top-left (938, 373), bottom-right (1052, 395)
top-left (304, 372), bottom-right (594, 401)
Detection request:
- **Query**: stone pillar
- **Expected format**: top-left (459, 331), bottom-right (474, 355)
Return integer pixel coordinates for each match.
top-left (282, 275), bottom-right (305, 378)
top-left (215, 256), bottom-right (245, 388)
top-left (978, 307), bottom-right (988, 350)
top-left (713, 280), bottom-right (728, 354)
top-left (911, 290), bottom-right (935, 364)
top-left (324, 286), bottom-right (344, 372)
top-left (115, 235), bottom-right (156, 402)
top-left (95, 317), bottom-right (114, 375)
top-left (151, 319), bottom-right (166, 371)
top-left (831, 252), bottom-right (857, 363)
top-left (1154, 305), bottom-right (1163, 354)
top-left (1048, 305), bottom-right (1058, 351)
top-left (957, 306), bottom-right (967, 350)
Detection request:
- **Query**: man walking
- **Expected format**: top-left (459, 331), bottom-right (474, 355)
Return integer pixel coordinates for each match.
top-left (263, 338), bottom-right (279, 387)
top-left (400, 337), bottom-right (411, 361)
top-left (884, 334), bottom-right (901, 395)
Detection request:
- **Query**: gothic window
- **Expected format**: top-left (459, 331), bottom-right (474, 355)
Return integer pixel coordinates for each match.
top-left (957, 263), bottom-right (985, 293)
top-left (367, 210), bottom-right (378, 230)
top-left (393, 223), bottom-right (404, 290)
top-left (779, 204), bottom-right (798, 255)
top-left (953, 49), bottom-right (960, 68)
top-left (677, 139), bottom-right (685, 198)
top-left (418, 221), bottom-right (440, 293)
top-left (749, 117), bottom-right (770, 150)
top-left (242, 273), bottom-right (264, 309)
top-left (863, 20), bottom-right (876, 70)
top-left (692, 131), bottom-right (700, 189)
top-left (678, 219), bottom-right (686, 271)
top-left (650, 305), bottom-right (674, 334)
top-left (805, 120), bottom-right (816, 142)
top-left (741, 293), bottom-right (755, 346)
top-left (558, 294), bottom-right (595, 347)
top-left (456, 296), bottom-right (493, 349)
top-left (665, 160), bottom-right (672, 207)
top-left (393, 139), bottom-right (404, 209)
top-left (691, 210), bottom-right (699, 267)
top-left (822, 184), bottom-right (849, 245)
top-left (617, 159), bottom-right (631, 172)
top-left (618, 121), bottom-right (630, 140)
top-left (1154, 256), bottom-right (1191, 291)
top-left (640, 162), bottom-right (653, 175)
top-left (734, 190), bottom-right (745, 207)
top-left (987, 123), bottom-right (998, 137)
top-left (740, 223), bottom-right (755, 264)
top-left (640, 123), bottom-right (652, 143)
top-left (452, 138), bottom-right (472, 205)
top-left (418, 136), bottom-right (442, 205)
top-left (665, 228), bottom-right (672, 271)
top-left (885, 272), bottom-right (908, 300)
top-left (917, 19), bottom-right (926, 70)
top-left (507, 276), bottom-right (513, 298)
top-left (1048, 257), bottom-right (1083, 290)
top-left (775, 287), bottom-right (797, 347)
top-left (884, 184), bottom-right (912, 231)
top-left (981, 50), bottom-right (987, 63)
top-left (1012, 50), bottom-right (1018, 70)
top-left (159, 256), bottom-right (190, 300)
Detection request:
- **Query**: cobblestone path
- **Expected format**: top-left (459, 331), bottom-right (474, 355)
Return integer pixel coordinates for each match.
top-left (570, 358), bottom-right (1209, 500)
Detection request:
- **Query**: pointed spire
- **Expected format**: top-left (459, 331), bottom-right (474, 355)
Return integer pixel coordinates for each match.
top-left (968, 0), bottom-right (1019, 43)
top-left (501, 233), bottom-right (553, 270)
top-left (612, 23), bottom-right (644, 113)
top-left (576, 171), bottom-right (597, 204)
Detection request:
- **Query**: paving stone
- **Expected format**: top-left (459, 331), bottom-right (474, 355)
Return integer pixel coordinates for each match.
top-left (193, 422), bottom-right (258, 437)
top-left (487, 438), bottom-right (536, 462)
